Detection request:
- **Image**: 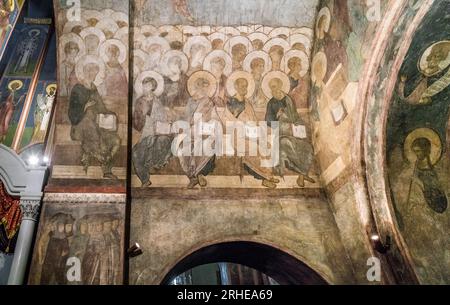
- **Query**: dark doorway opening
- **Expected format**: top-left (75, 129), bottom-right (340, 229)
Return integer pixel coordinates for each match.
top-left (161, 241), bottom-right (328, 285)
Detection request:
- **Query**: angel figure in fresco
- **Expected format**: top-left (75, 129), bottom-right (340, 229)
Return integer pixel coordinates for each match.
top-left (398, 41), bottom-right (450, 105)
top-left (68, 58), bottom-right (121, 179)
top-left (133, 74), bottom-right (175, 187)
top-left (31, 84), bottom-right (56, 144)
top-left (178, 71), bottom-right (223, 189)
top-left (13, 29), bottom-right (40, 74)
top-left (264, 73), bottom-right (315, 187)
top-left (0, 80), bottom-right (25, 143)
top-left (223, 72), bottom-right (280, 189)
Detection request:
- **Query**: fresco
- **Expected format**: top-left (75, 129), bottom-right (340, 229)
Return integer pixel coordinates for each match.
top-left (309, 0), bottom-right (386, 186)
top-left (0, 77), bottom-right (30, 146)
top-left (4, 24), bottom-right (49, 77)
top-left (29, 201), bottom-right (124, 285)
top-left (20, 31), bottom-right (57, 150)
top-left (0, 0), bottom-right (25, 60)
top-left (131, 23), bottom-right (317, 189)
top-left (386, 0), bottom-right (450, 284)
top-left (51, 4), bottom-right (129, 182)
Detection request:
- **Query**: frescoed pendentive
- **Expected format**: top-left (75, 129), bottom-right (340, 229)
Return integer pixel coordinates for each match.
top-left (386, 0), bottom-right (450, 284)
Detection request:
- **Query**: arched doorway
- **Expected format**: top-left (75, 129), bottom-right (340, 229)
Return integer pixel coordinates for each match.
top-left (161, 241), bottom-right (328, 285)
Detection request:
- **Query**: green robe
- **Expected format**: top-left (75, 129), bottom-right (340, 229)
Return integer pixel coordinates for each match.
top-left (265, 95), bottom-right (314, 176)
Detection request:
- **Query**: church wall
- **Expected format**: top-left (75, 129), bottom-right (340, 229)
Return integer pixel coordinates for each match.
top-left (129, 0), bottom-right (357, 285)
top-left (28, 0), bottom-right (129, 285)
top-left (309, 0), bottom-right (391, 283)
top-left (129, 193), bottom-right (355, 285)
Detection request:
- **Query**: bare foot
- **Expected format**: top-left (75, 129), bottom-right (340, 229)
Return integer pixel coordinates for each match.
top-left (198, 174), bottom-right (207, 187)
top-left (187, 177), bottom-right (199, 189)
top-left (297, 175), bottom-right (305, 187)
top-left (104, 173), bottom-right (118, 180)
top-left (262, 179), bottom-right (277, 189)
top-left (141, 180), bottom-right (152, 188)
top-left (269, 177), bottom-right (280, 183)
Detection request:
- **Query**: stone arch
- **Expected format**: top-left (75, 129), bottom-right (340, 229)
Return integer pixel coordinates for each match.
top-left (357, 0), bottom-right (437, 283)
top-left (159, 240), bottom-right (329, 285)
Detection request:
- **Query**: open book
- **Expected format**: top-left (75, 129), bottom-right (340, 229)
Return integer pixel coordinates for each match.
top-left (97, 114), bottom-right (117, 131)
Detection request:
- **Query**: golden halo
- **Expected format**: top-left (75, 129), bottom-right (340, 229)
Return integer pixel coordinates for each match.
top-left (111, 12), bottom-right (129, 25)
top-left (223, 35), bottom-right (253, 55)
top-left (261, 71), bottom-right (291, 99)
top-left (7, 0), bottom-right (14, 12)
top-left (95, 17), bottom-right (119, 36)
top-left (160, 50), bottom-right (189, 77)
top-left (183, 36), bottom-right (212, 58)
top-left (59, 33), bottom-right (86, 62)
top-left (8, 80), bottom-right (23, 91)
top-left (262, 37), bottom-right (290, 54)
top-left (140, 25), bottom-right (158, 36)
top-left (289, 33), bottom-right (311, 52)
top-left (269, 27), bottom-right (290, 38)
top-left (247, 32), bottom-right (269, 45)
top-left (187, 70), bottom-right (218, 98)
top-left (99, 39), bottom-right (127, 64)
top-left (203, 50), bottom-right (233, 76)
top-left (281, 50), bottom-right (310, 77)
top-left (82, 10), bottom-right (103, 23)
top-left (114, 27), bottom-right (129, 45)
top-left (226, 71), bottom-right (256, 99)
top-left (217, 26), bottom-right (240, 36)
top-left (62, 20), bottom-right (88, 34)
top-left (75, 55), bottom-right (106, 87)
top-left (133, 49), bottom-right (149, 73)
top-left (404, 128), bottom-right (442, 165)
top-left (134, 71), bottom-right (165, 98)
top-left (418, 40), bottom-right (450, 77)
top-left (236, 25), bottom-right (251, 34)
top-left (142, 36), bottom-right (171, 54)
top-left (243, 50), bottom-right (273, 75)
top-left (46, 84), bottom-right (57, 95)
top-left (208, 32), bottom-right (228, 45)
top-left (316, 7), bottom-right (331, 38)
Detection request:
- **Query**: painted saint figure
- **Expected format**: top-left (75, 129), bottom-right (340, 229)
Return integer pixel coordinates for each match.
top-left (399, 41), bottom-right (450, 105)
top-left (40, 213), bottom-right (74, 284)
top-left (133, 76), bottom-right (175, 187)
top-left (224, 74), bottom-right (280, 188)
top-left (68, 61), bottom-right (121, 179)
top-left (0, 80), bottom-right (25, 143)
top-left (178, 71), bottom-right (222, 188)
top-left (60, 41), bottom-right (80, 96)
top-left (265, 77), bottom-right (315, 187)
top-left (104, 44), bottom-right (128, 97)
top-left (13, 29), bottom-right (40, 74)
top-left (32, 84), bottom-right (56, 144)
